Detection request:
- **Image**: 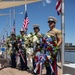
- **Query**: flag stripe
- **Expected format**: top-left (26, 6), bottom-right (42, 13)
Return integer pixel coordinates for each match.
top-left (1, 35), bottom-right (5, 44)
top-left (23, 11), bottom-right (30, 30)
top-left (56, 0), bottom-right (61, 10)
top-left (56, 2), bottom-right (61, 11)
top-left (12, 20), bottom-right (16, 33)
top-left (56, 0), bottom-right (62, 15)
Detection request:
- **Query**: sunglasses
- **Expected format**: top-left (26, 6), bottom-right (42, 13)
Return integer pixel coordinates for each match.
top-left (33, 27), bottom-right (39, 29)
top-left (11, 34), bottom-right (16, 36)
top-left (49, 21), bottom-right (55, 24)
top-left (20, 31), bottom-right (24, 32)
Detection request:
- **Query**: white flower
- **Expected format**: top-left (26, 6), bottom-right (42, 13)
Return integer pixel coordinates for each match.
top-left (36, 40), bottom-right (40, 43)
top-left (27, 34), bottom-right (32, 37)
top-left (33, 35), bottom-right (38, 43)
top-left (46, 33), bottom-right (51, 38)
top-left (27, 48), bottom-right (33, 55)
top-left (36, 52), bottom-right (41, 57)
top-left (47, 55), bottom-right (51, 59)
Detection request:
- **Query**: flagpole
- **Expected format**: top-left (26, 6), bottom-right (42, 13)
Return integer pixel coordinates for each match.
top-left (61, 0), bottom-right (65, 74)
top-left (25, 1), bottom-right (27, 35)
top-left (13, 0), bottom-right (16, 34)
top-left (13, 6), bottom-right (16, 23)
top-left (9, 9), bottom-right (12, 35)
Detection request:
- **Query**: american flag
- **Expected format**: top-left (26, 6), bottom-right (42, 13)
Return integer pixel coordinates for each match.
top-left (12, 20), bottom-right (16, 33)
top-left (1, 35), bottom-right (5, 44)
top-left (7, 32), bottom-right (8, 37)
top-left (23, 11), bottom-right (30, 30)
top-left (55, 0), bottom-right (62, 15)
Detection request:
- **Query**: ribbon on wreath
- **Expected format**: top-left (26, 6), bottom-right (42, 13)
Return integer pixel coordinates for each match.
top-left (18, 50), bottom-right (26, 63)
top-left (34, 53), bottom-right (55, 75)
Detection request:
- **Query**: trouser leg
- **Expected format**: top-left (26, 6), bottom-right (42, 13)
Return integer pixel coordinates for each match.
top-left (11, 52), bottom-right (16, 68)
top-left (20, 54), bottom-right (28, 70)
top-left (46, 66), bottom-right (52, 75)
top-left (52, 58), bottom-right (57, 75)
top-left (20, 55), bottom-right (24, 70)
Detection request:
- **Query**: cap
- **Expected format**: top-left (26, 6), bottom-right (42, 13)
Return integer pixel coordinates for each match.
top-left (48, 16), bottom-right (57, 23)
top-left (33, 24), bottom-right (39, 28)
top-left (20, 28), bottom-right (25, 32)
top-left (11, 32), bottom-right (16, 35)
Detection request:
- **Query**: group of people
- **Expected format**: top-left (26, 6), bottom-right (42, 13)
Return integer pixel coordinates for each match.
top-left (5, 16), bottom-right (62, 75)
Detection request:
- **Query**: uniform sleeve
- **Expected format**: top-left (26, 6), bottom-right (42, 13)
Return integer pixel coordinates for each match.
top-left (56, 30), bottom-right (62, 37)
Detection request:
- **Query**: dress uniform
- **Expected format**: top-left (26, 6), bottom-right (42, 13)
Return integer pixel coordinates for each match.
top-left (19, 28), bottom-right (28, 70)
top-left (32, 24), bottom-right (42, 74)
top-left (46, 16), bottom-right (62, 75)
top-left (10, 32), bottom-right (18, 68)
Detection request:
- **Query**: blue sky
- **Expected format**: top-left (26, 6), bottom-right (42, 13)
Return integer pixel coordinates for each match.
top-left (0, 0), bottom-right (75, 45)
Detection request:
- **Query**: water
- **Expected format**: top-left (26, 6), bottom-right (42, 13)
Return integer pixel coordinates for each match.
top-left (64, 50), bottom-right (75, 63)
